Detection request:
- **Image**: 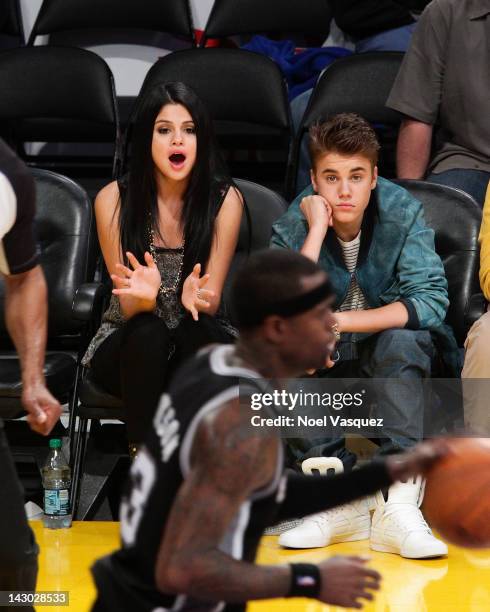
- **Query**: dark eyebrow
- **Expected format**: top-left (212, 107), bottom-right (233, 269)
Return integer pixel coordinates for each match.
top-left (155, 119), bottom-right (195, 125)
top-left (321, 166), bottom-right (368, 175)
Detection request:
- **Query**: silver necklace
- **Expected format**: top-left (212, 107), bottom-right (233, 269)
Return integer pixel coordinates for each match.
top-left (147, 215), bottom-right (185, 297)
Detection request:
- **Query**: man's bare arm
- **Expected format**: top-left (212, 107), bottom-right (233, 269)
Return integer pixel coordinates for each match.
top-left (155, 399), bottom-right (291, 602)
top-left (335, 302), bottom-right (409, 334)
top-left (4, 265), bottom-right (61, 434)
top-left (396, 118), bottom-right (433, 179)
top-left (5, 265), bottom-right (47, 386)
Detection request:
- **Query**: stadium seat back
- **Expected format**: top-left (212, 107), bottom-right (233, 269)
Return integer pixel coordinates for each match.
top-left (126, 48), bottom-right (291, 188)
top-left (287, 52), bottom-right (405, 196)
top-left (394, 180), bottom-right (482, 347)
top-left (0, 46), bottom-right (120, 178)
top-left (201, 0), bottom-right (331, 46)
top-left (0, 169), bottom-right (95, 414)
top-left (28, 0), bottom-right (194, 44)
top-left (0, 0), bottom-right (24, 45)
top-left (0, 169), bottom-right (95, 342)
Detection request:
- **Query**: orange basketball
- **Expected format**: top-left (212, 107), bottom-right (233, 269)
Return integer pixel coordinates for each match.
top-left (423, 438), bottom-right (490, 548)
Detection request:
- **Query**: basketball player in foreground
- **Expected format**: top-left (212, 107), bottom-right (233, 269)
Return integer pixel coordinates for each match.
top-left (92, 249), bottom-right (449, 611)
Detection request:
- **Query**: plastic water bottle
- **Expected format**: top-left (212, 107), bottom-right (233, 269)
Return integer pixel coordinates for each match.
top-left (42, 438), bottom-right (72, 529)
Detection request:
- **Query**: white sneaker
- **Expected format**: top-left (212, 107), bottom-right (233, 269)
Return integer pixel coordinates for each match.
top-left (370, 476), bottom-right (448, 559)
top-left (278, 457), bottom-right (371, 549)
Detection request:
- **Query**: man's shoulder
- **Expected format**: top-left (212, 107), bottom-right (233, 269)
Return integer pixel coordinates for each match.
top-left (271, 185), bottom-right (314, 247)
top-left (374, 177), bottom-right (423, 223)
top-left (420, 0), bottom-right (458, 21)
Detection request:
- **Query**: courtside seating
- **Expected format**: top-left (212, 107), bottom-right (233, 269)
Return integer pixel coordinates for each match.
top-left (200, 0), bottom-right (331, 47)
top-left (0, 46), bottom-right (120, 192)
top-left (0, 169), bottom-right (95, 425)
top-left (70, 178), bottom-right (287, 519)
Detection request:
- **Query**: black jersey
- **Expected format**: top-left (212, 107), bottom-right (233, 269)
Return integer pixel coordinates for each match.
top-left (92, 344), bottom-right (285, 612)
top-left (0, 139), bottom-right (39, 276)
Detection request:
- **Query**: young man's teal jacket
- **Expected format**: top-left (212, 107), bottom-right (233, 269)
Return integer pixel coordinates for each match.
top-left (271, 177), bottom-right (461, 375)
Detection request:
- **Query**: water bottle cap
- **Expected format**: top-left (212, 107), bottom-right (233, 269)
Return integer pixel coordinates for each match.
top-left (49, 438), bottom-right (62, 449)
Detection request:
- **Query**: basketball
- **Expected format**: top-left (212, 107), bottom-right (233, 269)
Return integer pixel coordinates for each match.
top-left (423, 438), bottom-right (490, 549)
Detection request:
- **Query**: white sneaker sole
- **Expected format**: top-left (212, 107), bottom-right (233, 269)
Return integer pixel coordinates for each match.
top-left (370, 539), bottom-right (448, 559)
top-left (280, 525), bottom-right (371, 549)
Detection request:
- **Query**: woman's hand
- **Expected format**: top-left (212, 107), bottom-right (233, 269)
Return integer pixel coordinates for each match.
top-left (181, 263), bottom-right (216, 321)
top-left (111, 251), bottom-right (161, 304)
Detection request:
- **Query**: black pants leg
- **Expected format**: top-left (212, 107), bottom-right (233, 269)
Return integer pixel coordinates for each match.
top-left (0, 425), bottom-right (38, 612)
top-left (90, 313), bottom-right (233, 444)
top-left (171, 313), bottom-right (233, 367)
top-left (90, 313), bottom-right (173, 444)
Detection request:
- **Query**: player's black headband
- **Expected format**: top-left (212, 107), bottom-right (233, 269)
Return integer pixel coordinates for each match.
top-left (241, 278), bottom-right (333, 326)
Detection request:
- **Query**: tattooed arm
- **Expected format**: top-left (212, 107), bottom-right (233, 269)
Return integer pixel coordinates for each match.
top-left (155, 398), bottom-right (289, 601)
top-left (155, 399), bottom-right (381, 608)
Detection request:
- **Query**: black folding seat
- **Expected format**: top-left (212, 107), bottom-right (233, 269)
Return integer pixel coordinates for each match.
top-left (287, 52), bottom-right (405, 197)
top-left (0, 0), bottom-right (24, 48)
top-left (28, 0), bottom-right (196, 126)
top-left (129, 48), bottom-right (291, 191)
top-left (200, 0), bottom-right (331, 47)
top-left (0, 167), bottom-right (95, 414)
top-left (0, 46), bottom-right (120, 195)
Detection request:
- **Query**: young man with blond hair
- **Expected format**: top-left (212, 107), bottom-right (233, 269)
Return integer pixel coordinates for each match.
top-left (271, 113), bottom-right (459, 558)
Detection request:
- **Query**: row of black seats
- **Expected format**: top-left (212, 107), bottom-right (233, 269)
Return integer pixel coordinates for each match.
top-left (1, 0), bottom-right (332, 48)
top-left (0, 44), bottom-right (407, 196)
top-left (0, 168), bottom-right (485, 517)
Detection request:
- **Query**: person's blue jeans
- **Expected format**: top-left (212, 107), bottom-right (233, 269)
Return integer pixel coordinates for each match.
top-left (427, 169), bottom-right (490, 208)
top-left (286, 328), bottom-right (435, 469)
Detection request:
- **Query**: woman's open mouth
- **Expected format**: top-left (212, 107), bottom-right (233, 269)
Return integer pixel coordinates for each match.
top-left (169, 153), bottom-right (186, 169)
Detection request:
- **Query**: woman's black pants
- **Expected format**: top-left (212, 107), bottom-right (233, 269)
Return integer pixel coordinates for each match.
top-left (90, 312), bottom-right (232, 443)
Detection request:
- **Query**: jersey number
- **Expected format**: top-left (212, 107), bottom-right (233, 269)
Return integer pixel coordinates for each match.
top-left (120, 450), bottom-right (156, 546)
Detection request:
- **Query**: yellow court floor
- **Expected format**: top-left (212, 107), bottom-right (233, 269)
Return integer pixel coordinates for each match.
top-left (32, 521), bottom-right (490, 612)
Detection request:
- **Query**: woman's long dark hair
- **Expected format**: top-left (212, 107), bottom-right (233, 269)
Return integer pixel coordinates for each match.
top-left (118, 81), bottom-right (231, 289)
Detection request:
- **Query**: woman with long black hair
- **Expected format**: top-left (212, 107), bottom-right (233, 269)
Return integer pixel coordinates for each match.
top-left (82, 82), bottom-right (243, 455)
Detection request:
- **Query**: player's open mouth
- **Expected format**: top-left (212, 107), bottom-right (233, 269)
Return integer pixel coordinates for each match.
top-left (169, 153), bottom-right (186, 169)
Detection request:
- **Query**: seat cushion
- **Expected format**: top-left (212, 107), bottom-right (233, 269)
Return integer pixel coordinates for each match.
top-left (79, 374), bottom-right (124, 419)
top-left (0, 351), bottom-right (76, 398)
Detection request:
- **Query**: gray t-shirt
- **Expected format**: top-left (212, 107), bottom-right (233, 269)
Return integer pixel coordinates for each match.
top-left (387, 0), bottom-right (490, 175)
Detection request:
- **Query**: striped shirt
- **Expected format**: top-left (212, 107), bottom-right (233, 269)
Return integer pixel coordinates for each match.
top-left (337, 231), bottom-right (368, 312)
